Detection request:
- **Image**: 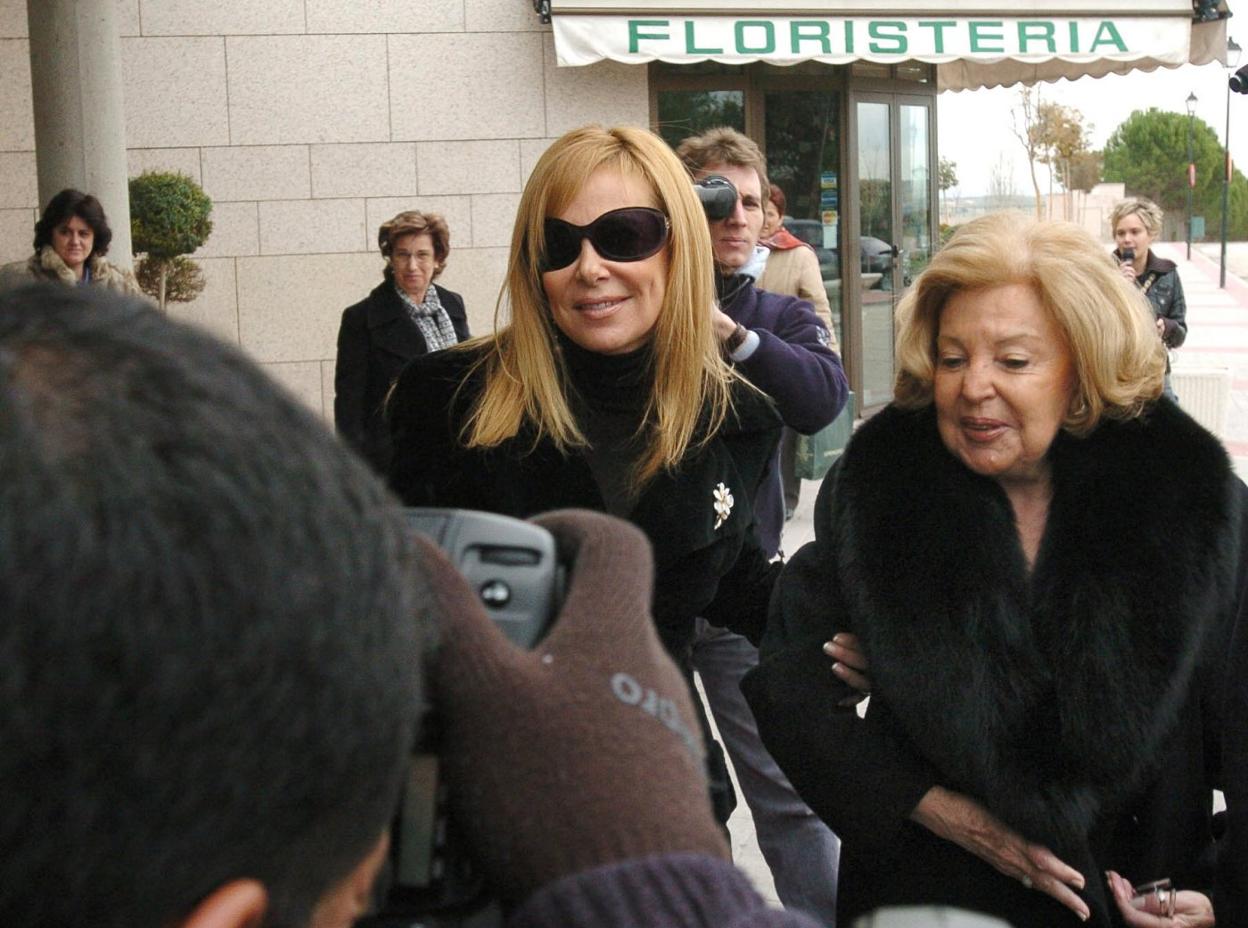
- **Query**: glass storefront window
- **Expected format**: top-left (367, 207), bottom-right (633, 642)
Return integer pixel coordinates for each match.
top-left (649, 62), bottom-right (937, 417)
top-left (763, 91), bottom-right (842, 346)
top-left (656, 90), bottom-right (745, 149)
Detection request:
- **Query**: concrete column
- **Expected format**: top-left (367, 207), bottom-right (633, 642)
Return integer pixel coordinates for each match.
top-left (26, 0), bottom-right (132, 268)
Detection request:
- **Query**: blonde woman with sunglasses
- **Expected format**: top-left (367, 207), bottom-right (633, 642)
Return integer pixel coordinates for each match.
top-left (386, 124), bottom-right (788, 818)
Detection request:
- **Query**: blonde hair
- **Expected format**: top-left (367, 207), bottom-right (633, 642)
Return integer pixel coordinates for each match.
top-left (457, 124), bottom-right (736, 490)
top-left (1109, 197), bottom-right (1164, 238)
top-left (894, 211), bottom-right (1164, 434)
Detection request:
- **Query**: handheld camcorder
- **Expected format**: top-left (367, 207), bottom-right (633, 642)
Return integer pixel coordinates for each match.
top-left (1231, 62), bottom-right (1248, 95)
top-left (359, 508), bottom-right (567, 928)
top-left (694, 174), bottom-right (738, 220)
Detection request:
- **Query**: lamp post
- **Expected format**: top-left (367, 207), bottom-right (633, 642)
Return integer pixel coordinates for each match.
top-left (1187, 92), bottom-right (1198, 261)
top-left (1222, 39), bottom-right (1242, 289)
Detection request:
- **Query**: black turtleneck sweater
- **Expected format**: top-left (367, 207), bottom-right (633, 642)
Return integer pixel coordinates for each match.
top-left (557, 331), bottom-right (652, 519)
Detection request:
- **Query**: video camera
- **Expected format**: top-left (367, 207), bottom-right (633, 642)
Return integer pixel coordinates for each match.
top-left (693, 173), bottom-right (738, 220)
top-left (359, 509), bottom-right (568, 928)
top-left (1231, 63), bottom-right (1248, 94)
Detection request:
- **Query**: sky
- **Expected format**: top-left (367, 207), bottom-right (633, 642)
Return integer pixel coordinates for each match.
top-left (938, 57), bottom-right (1248, 198)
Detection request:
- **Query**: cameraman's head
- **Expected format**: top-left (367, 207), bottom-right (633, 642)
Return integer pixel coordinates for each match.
top-left (676, 127), bottom-right (769, 273)
top-left (0, 285), bottom-right (426, 928)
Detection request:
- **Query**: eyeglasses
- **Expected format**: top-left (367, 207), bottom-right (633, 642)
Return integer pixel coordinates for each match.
top-left (541, 207), bottom-right (669, 271)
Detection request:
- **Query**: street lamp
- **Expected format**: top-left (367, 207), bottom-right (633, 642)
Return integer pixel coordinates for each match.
top-left (1187, 92), bottom-right (1198, 261)
top-left (1222, 38), bottom-right (1242, 289)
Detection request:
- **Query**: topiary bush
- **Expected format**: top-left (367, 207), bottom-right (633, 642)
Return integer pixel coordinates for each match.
top-left (129, 171), bottom-right (213, 310)
top-left (134, 255), bottom-right (205, 306)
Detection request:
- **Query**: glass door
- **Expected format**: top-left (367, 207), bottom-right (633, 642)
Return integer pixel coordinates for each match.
top-left (899, 101), bottom-right (935, 297)
top-left (763, 89), bottom-right (842, 346)
top-left (853, 94), bottom-right (935, 411)
top-left (856, 98), bottom-right (895, 409)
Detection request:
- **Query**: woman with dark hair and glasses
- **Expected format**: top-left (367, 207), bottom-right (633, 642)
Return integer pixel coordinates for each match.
top-left (387, 124), bottom-right (789, 810)
top-left (0, 188), bottom-right (140, 294)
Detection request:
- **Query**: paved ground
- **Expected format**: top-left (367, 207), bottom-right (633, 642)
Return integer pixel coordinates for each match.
top-left (710, 242), bottom-right (1248, 912)
top-left (1189, 241), bottom-right (1248, 480)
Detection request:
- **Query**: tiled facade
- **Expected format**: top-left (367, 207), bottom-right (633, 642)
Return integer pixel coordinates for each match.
top-left (0, 0), bottom-right (649, 417)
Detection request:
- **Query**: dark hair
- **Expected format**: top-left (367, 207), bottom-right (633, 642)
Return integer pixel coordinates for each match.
top-left (33, 188), bottom-right (113, 257)
top-left (767, 183), bottom-right (786, 216)
top-left (0, 285), bottom-right (426, 927)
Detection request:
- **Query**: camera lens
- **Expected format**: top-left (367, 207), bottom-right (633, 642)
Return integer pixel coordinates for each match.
top-left (694, 175), bottom-right (738, 221)
top-left (1231, 64), bottom-right (1248, 94)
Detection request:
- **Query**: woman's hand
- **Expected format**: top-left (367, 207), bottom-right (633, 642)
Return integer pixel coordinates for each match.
top-left (1119, 260), bottom-right (1138, 283)
top-left (823, 632), bottom-right (870, 706)
top-left (1107, 871), bottom-right (1215, 927)
top-left (911, 786), bottom-right (1091, 922)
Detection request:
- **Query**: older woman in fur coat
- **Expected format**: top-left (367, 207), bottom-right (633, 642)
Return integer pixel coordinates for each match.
top-left (744, 212), bottom-right (1242, 928)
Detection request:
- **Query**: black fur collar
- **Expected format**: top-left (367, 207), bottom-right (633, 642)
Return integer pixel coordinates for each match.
top-left (832, 401), bottom-right (1239, 849)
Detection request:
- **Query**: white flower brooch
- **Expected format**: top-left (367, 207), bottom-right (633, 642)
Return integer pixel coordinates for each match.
top-left (713, 482), bottom-right (734, 530)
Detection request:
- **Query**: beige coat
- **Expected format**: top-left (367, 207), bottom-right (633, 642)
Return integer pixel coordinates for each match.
top-left (756, 244), bottom-right (838, 351)
top-left (0, 246), bottom-right (142, 297)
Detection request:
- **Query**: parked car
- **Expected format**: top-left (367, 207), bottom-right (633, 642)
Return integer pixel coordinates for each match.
top-left (782, 219), bottom-right (895, 281)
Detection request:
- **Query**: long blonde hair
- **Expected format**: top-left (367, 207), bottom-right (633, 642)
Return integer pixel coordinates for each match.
top-left (456, 124), bottom-right (736, 490)
top-left (894, 211), bottom-right (1164, 434)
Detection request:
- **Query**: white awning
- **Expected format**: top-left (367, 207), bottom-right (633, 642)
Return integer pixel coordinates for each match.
top-left (549, 3), bottom-right (1228, 91)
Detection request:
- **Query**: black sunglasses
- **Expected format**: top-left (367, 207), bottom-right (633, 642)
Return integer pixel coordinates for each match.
top-left (541, 207), bottom-right (670, 271)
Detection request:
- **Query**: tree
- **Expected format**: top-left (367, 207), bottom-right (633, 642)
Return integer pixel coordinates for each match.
top-left (988, 153), bottom-right (1017, 211)
top-left (134, 255), bottom-right (205, 304)
top-left (1068, 150), bottom-right (1103, 193)
top-left (938, 157), bottom-right (958, 223)
top-left (1010, 86), bottom-right (1044, 218)
top-left (129, 171), bottom-right (213, 310)
top-left (1103, 108), bottom-right (1248, 240)
top-left (1033, 102), bottom-right (1092, 219)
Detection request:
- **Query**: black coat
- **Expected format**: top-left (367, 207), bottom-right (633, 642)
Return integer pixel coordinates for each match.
top-left (1114, 248), bottom-right (1188, 351)
top-left (387, 345), bottom-right (782, 659)
top-left (1219, 494), bottom-right (1248, 924)
top-left (744, 399), bottom-right (1243, 928)
top-left (334, 281), bottom-right (469, 475)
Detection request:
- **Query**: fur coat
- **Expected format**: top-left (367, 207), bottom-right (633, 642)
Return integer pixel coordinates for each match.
top-left (0, 246), bottom-right (141, 296)
top-left (744, 399), bottom-right (1241, 927)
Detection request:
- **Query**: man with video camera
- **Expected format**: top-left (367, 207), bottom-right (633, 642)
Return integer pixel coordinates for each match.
top-left (678, 127), bottom-right (847, 558)
top-left (0, 284), bottom-right (822, 928)
top-left (678, 126), bottom-right (847, 926)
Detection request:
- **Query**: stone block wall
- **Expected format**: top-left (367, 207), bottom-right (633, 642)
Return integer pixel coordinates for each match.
top-left (0, 0), bottom-right (649, 417)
